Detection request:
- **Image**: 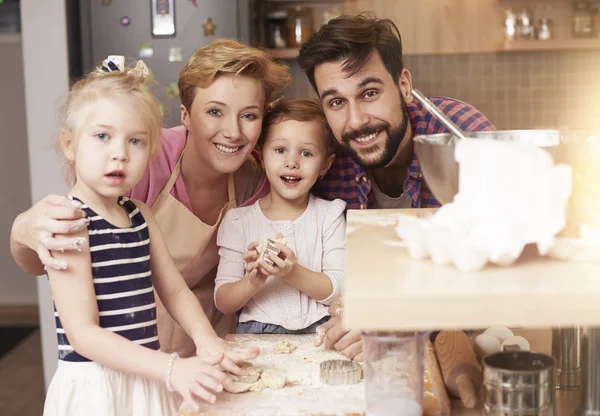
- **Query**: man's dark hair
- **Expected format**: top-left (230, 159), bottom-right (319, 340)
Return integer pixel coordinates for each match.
top-left (297, 12), bottom-right (404, 93)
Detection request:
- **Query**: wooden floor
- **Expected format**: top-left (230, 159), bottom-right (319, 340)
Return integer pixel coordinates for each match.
top-left (0, 330), bottom-right (45, 415)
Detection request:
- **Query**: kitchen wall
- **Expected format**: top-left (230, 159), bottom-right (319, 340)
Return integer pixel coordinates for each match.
top-left (0, 37), bottom-right (37, 306)
top-left (284, 49), bottom-right (600, 133)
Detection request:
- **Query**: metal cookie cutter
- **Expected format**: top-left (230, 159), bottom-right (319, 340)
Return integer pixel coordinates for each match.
top-left (320, 360), bottom-right (362, 385)
top-left (261, 238), bottom-right (281, 266)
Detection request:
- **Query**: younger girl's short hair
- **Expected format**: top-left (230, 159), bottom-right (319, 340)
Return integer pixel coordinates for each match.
top-left (258, 98), bottom-right (337, 154)
top-left (58, 60), bottom-right (163, 183)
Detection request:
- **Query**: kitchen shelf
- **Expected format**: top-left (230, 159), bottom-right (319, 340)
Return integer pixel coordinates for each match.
top-left (0, 33), bottom-right (21, 44)
top-left (501, 38), bottom-right (600, 52)
top-left (343, 208), bottom-right (600, 331)
top-left (267, 47), bottom-right (300, 59)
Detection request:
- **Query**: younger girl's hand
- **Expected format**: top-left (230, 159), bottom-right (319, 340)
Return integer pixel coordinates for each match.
top-left (196, 337), bottom-right (259, 376)
top-left (170, 353), bottom-right (228, 411)
top-left (259, 238), bottom-right (297, 279)
top-left (243, 242), bottom-right (269, 288)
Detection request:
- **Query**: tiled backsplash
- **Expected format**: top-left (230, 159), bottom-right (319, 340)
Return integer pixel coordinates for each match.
top-left (284, 50), bottom-right (600, 133)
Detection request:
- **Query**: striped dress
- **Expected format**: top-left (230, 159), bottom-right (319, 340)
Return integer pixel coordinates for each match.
top-left (55, 196), bottom-right (160, 361)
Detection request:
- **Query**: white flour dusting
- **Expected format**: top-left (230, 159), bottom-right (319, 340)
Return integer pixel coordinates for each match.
top-left (195, 334), bottom-right (366, 415)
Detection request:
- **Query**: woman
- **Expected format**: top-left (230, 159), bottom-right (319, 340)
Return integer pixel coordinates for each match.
top-left (10, 39), bottom-right (291, 357)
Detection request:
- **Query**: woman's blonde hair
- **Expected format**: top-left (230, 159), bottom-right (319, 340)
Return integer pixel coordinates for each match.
top-left (58, 61), bottom-right (163, 183)
top-left (178, 39), bottom-right (291, 111)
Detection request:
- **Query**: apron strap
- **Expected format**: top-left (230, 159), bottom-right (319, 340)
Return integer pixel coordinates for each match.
top-left (163, 151), bottom-right (185, 193)
top-left (227, 173), bottom-right (235, 203)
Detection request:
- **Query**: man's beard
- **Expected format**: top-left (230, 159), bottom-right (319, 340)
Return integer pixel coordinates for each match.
top-left (341, 94), bottom-right (410, 169)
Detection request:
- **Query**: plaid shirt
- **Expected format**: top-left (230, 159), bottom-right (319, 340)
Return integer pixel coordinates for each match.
top-left (316, 96), bottom-right (495, 210)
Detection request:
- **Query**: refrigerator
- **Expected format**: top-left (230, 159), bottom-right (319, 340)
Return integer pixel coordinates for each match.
top-left (77, 0), bottom-right (249, 127)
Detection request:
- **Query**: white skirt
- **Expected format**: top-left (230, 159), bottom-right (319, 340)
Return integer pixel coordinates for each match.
top-left (44, 360), bottom-right (181, 416)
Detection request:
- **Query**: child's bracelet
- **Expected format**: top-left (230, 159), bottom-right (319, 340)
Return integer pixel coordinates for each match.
top-left (165, 352), bottom-right (179, 392)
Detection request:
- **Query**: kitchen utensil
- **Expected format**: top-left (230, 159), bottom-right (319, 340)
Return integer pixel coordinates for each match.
top-left (411, 89), bottom-right (467, 141)
top-left (319, 359), bottom-right (362, 385)
top-left (423, 338), bottom-right (452, 416)
top-left (434, 330), bottom-right (481, 409)
top-left (413, 130), bottom-right (562, 204)
top-left (552, 326), bottom-right (581, 390)
top-left (362, 331), bottom-right (428, 416)
top-left (483, 351), bottom-right (555, 415)
top-left (577, 327), bottom-right (600, 416)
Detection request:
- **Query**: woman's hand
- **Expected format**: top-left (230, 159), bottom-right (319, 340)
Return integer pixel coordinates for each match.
top-left (243, 242), bottom-right (269, 288)
top-left (196, 337), bottom-right (260, 376)
top-left (258, 235), bottom-right (297, 279)
top-left (12, 195), bottom-right (89, 270)
top-left (170, 353), bottom-right (228, 410)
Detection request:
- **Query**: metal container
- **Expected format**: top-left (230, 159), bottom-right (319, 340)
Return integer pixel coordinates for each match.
top-left (577, 327), bottom-right (600, 416)
top-left (483, 351), bottom-right (556, 416)
top-left (552, 327), bottom-right (581, 390)
top-left (413, 130), bottom-right (562, 205)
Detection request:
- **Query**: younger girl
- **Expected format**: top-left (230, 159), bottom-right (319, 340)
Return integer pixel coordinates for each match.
top-left (214, 98), bottom-right (346, 334)
top-left (43, 57), bottom-right (257, 416)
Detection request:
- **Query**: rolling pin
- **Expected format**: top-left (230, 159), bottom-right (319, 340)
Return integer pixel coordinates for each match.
top-left (434, 330), bottom-right (482, 409)
top-left (423, 338), bottom-right (452, 416)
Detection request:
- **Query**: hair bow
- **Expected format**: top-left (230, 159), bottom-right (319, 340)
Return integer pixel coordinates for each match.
top-left (99, 55), bottom-right (150, 80)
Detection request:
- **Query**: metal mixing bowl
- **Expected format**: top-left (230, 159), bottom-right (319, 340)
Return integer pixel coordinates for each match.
top-left (413, 130), bottom-right (563, 204)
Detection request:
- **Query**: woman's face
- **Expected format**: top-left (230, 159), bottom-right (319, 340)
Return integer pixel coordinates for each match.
top-left (180, 74), bottom-right (265, 174)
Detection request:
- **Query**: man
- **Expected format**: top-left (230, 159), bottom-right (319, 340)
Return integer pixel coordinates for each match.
top-left (298, 13), bottom-right (494, 361)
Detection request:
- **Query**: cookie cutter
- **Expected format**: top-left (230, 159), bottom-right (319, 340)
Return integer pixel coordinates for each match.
top-left (261, 238), bottom-right (281, 266)
top-left (319, 359), bottom-right (362, 385)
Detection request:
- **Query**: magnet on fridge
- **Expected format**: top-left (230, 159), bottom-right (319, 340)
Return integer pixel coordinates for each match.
top-left (203, 18), bottom-right (216, 36)
top-left (189, 0), bottom-right (198, 7)
top-left (101, 0), bottom-right (112, 5)
top-left (168, 47), bottom-right (183, 63)
top-left (120, 16), bottom-right (131, 27)
top-left (160, 104), bottom-right (169, 116)
top-left (138, 43), bottom-right (154, 59)
top-left (165, 83), bottom-right (180, 99)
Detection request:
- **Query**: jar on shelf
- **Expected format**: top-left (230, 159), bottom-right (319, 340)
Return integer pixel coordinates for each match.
top-left (286, 6), bottom-right (313, 47)
top-left (266, 10), bottom-right (288, 49)
top-left (537, 18), bottom-right (552, 41)
top-left (572, 1), bottom-right (594, 38)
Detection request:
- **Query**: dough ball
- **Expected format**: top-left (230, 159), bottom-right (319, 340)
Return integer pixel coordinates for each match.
top-left (260, 369), bottom-right (287, 390)
top-left (233, 366), bottom-right (262, 384)
top-left (275, 339), bottom-right (296, 354)
top-left (223, 366), bottom-right (262, 393)
top-left (223, 379), bottom-right (253, 394)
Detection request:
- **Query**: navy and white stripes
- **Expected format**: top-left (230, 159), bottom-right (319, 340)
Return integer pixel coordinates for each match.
top-left (54, 196), bottom-right (160, 362)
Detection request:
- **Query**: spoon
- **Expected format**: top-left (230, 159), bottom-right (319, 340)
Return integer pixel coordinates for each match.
top-left (411, 89), bottom-right (468, 140)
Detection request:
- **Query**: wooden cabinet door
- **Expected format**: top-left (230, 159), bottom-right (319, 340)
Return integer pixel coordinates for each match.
top-left (345, 0), bottom-right (504, 55)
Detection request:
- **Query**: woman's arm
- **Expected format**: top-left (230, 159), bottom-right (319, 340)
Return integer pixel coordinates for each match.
top-left (47, 229), bottom-right (228, 408)
top-left (134, 200), bottom-right (259, 372)
top-left (11, 195), bottom-right (89, 274)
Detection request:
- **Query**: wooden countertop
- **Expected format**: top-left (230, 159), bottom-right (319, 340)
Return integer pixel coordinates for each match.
top-left (185, 331), bottom-right (581, 415)
top-left (343, 208), bottom-right (600, 331)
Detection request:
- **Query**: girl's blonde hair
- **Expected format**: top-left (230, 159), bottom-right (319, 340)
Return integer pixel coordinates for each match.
top-left (58, 61), bottom-right (163, 183)
top-left (178, 39), bottom-right (291, 112)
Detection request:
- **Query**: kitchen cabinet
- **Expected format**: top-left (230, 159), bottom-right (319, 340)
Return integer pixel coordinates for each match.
top-left (344, 0), bottom-right (505, 55)
top-left (261, 0), bottom-right (600, 58)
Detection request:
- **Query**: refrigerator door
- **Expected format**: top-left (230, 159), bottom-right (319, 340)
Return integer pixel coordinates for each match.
top-left (87, 0), bottom-right (239, 127)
